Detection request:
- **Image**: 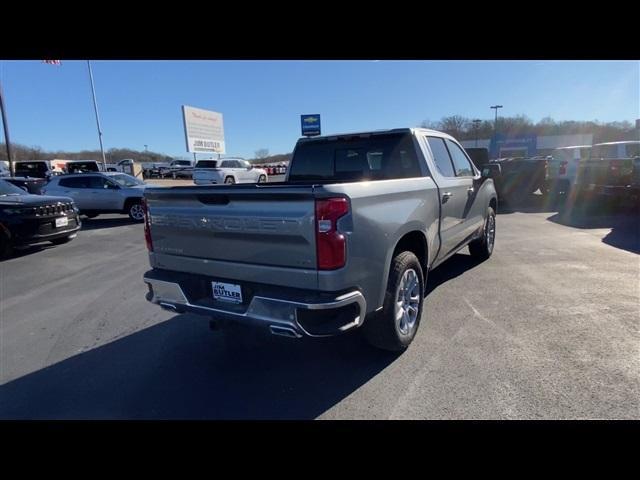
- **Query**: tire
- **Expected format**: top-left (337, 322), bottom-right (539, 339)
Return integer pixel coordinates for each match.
top-left (224, 176), bottom-right (235, 185)
top-left (127, 200), bottom-right (145, 222)
top-left (50, 235), bottom-right (73, 246)
top-left (84, 213), bottom-right (99, 219)
top-left (363, 251), bottom-right (424, 352)
top-left (469, 206), bottom-right (496, 261)
top-left (258, 175), bottom-right (267, 183)
top-left (0, 233), bottom-right (13, 259)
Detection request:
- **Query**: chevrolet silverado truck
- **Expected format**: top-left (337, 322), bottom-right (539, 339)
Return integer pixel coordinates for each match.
top-left (142, 128), bottom-right (499, 351)
top-left (574, 141), bottom-right (640, 209)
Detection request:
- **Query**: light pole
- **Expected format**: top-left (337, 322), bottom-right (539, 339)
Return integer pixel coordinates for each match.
top-left (87, 61), bottom-right (107, 171)
top-left (490, 105), bottom-right (503, 158)
top-left (472, 119), bottom-right (482, 147)
top-left (144, 144), bottom-right (148, 152)
top-left (0, 80), bottom-right (14, 176)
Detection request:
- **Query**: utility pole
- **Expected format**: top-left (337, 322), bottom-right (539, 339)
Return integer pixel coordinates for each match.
top-left (87, 61), bottom-right (107, 171)
top-left (0, 80), bottom-right (15, 176)
top-left (144, 144), bottom-right (148, 152)
top-left (472, 119), bottom-right (482, 147)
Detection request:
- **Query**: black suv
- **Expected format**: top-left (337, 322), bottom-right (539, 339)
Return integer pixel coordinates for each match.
top-left (0, 179), bottom-right (81, 258)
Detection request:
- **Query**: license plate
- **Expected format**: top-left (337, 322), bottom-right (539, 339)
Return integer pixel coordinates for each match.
top-left (212, 281), bottom-right (243, 304)
top-left (55, 217), bottom-right (69, 228)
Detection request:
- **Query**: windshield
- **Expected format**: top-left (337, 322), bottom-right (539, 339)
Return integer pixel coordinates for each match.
top-left (15, 162), bottom-right (49, 177)
top-left (0, 179), bottom-right (28, 196)
top-left (110, 173), bottom-right (144, 187)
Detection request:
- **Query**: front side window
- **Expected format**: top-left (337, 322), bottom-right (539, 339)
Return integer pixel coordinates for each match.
top-left (59, 177), bottom-right (89, 188)
top-left (445, 139), bottom-right (475, 177)
top-left (87, 176), bottom-right (109, 189)
top-left (111, 174), bottom-right (143, 187)
top-left (426, 137), bottom-right (455, 177)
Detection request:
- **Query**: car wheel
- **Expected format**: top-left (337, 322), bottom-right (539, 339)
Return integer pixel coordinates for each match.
top-left (84, 213), bottom-right (99, 219)
top-left (50, 235), bottom-right (73, 246)
top-left (469, 206), bottom-right (496, 260)
top-left (0, 233), bottom-right (13, 259)
top-left (258, 175), bottom-right (267, 183)
top-left (225, 176), bottom-right (235, 184)
top-left (363, 251), bottom-right (424, 352)
top-left (128, 201), bottom-right (145, 222)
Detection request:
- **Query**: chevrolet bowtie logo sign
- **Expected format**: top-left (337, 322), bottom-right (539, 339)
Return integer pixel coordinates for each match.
top-left (301, 114), bottom-right (321, 137)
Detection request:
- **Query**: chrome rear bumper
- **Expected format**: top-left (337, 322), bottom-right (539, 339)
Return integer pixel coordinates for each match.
top-left (143, 273), bottom-right (366, 338)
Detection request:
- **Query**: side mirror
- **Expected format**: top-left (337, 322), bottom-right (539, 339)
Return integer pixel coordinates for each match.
top-left (481, 164), bottom-right (501, 179)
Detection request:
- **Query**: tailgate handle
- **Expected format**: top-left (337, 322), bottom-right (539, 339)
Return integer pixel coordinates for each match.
top-left (197, 194), bottom-right (230, 205)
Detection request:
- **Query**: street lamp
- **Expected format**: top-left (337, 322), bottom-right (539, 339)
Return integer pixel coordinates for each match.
top-left (490, 105), bottom-right (503, 159)
top-left (144, 145), bottom-right (148, 152)
top-left (472, 119), bottom-right (482, 147)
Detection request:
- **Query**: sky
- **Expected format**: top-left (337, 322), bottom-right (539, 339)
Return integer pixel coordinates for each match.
top-left (0, 60), bottom-right (638, 159)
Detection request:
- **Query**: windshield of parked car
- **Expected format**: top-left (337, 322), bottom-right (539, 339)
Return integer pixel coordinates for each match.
top-left (110, 174), bottom-right (144, 187)
top-left (0, 179), bottom-right (28, 196)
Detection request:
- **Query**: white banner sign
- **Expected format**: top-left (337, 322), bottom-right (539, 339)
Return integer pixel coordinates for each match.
top-left (182, 105), bottom-right (225, 153)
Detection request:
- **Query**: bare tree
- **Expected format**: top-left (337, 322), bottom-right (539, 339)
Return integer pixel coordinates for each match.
top-left (439, 115), bottom-right (470, 139)
top-left (255, 148), bottom-right (269, 160)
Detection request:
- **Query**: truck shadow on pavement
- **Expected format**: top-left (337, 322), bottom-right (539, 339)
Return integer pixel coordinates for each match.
top-left (547, 209), bottom-right (640, 254)
top-left (80, 216), bottom-right (141, 231)
top-left (425, 253), bottom-right (483, 295)
top-left (0, 316), bottom-right (398, 419)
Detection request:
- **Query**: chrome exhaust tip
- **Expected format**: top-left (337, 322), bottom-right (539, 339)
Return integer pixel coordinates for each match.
top-left (269, 325), bottom-right (302, 338)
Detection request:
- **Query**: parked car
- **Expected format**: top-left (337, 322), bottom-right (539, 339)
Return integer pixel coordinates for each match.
top-left (14, 160), bottom-right (55, 179)
top-left (491, 156), bottom-right (549, 202)
top-left (160, 160), bottom-right (194, 179)
top-left (64, 160), bottom-right (102, 174)
top-left (0, 179), bottom-right (80, 258)
top-left (546, 145), bottom-right (592, 200)
top-left (142, 128), bottom-right (498, 351)
top-left (105, 159), bottom-right (135, 174)
top-left (42, 172), bottom-right (148, 221)
top-left (3, 177), bottom-right (47, 195)
top-left (573, 141), bottom-right (640, 210)
top-left (193, 158), bottom-right (268, 185)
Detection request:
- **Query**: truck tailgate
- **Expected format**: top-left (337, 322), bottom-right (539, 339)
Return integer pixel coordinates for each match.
top-left (144, 184), bottom-right (317, 269)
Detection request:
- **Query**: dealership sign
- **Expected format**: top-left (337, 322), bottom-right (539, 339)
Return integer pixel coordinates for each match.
top-left (301, 114), bottom-right (321, 137)
top-left (182, 105), bottom-right (225, 153)
top-left (490, 134), bottom-right (537, 158)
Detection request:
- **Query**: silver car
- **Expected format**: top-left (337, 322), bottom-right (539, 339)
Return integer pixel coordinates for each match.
top-left (43, 172), bottom-right (147, 221)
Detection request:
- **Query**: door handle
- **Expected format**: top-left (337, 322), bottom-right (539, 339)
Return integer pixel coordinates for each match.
top-left (467, 187), bottom-right (475, 196)
top-left (442, 192), bottom-right (453, 203)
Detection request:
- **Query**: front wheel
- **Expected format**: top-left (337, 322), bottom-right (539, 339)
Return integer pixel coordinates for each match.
top-left (363, 251), bottom-right (424, 352)
top-left (127, 201), bottom-right (145, 222)
top-left (224, 176), bottom-right (236, 184)
top-left (469, 206), bottom-right (496, 260)
top-left (258, 175), bottom-right (267, 183)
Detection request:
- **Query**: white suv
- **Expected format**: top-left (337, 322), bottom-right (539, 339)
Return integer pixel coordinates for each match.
top-left (193, 158), bottom-right (268, 185)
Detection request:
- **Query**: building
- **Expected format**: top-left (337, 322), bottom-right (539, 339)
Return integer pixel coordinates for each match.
top-left (461, 133), bottom-right (594, 158)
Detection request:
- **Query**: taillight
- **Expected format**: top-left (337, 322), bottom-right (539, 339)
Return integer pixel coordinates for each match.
top-left (315, 197), bottom-right (349, 270)
top-left (559, 161), bottom-right (568, 175)
top-left (141, 197), bottom-right (153, 252)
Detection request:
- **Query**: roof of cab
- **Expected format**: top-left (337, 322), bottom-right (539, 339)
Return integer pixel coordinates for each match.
top-left (297, 127), bottom-right (454, 142)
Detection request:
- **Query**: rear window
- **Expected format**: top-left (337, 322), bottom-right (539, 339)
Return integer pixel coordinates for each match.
top-left (195, 160), bottom-right (219, 168)
top-left (288, 133), bottom-right (421, 182)
top-left (15, 162), bottom-right (49, 177)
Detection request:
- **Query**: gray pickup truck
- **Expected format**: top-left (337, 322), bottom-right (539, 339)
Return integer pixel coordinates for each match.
top-left (142, 128), bottom-right (498, 351)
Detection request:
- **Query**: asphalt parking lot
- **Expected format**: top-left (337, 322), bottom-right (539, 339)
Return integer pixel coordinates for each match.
top-left (0, 193), bottom-right (638, 419)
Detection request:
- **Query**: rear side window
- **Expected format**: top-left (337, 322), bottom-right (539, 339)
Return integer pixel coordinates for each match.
top-left (59, 177), bottom-right (89, 188)
top-left (288, 133), bottom-right (421, 182)
top-left (426, 137), bottom-right (455, 177)
top-left (195, 160), bottom-right (218, 168)
top-left (625, 143), bottom-right (640, 158)
top-left (445, 139), bottom-right (475, 177)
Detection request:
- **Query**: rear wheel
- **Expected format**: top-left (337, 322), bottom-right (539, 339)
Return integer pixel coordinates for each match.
top-left (469, 206), bottom-right (496, 260)
top-left (363, 251), bottom-right (424, 352)
top-left (127, 201), bottom-right (145, 222)
top-left (225, 176), bottom-right (236, 184)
